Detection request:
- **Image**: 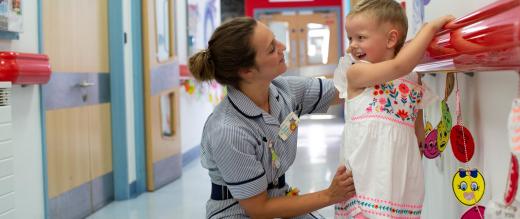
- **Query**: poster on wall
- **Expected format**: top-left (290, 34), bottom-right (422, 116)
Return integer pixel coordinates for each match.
top-left (187, 0), bottom-right (221, 56)
top-left (0, 0), bottom-right (22, 33)
top-left (403, 0), bottom-right (431, 40)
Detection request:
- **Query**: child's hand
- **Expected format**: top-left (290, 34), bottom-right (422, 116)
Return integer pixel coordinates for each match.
top-left (429, 15), bottom-right (456, 31)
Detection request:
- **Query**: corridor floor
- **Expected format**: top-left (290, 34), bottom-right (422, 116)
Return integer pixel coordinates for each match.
top-left (88, 117), bottom-right (343, 219)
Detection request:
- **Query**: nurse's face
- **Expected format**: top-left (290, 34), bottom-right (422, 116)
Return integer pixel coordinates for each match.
top-left (248, 22), bottom-right (287, 82)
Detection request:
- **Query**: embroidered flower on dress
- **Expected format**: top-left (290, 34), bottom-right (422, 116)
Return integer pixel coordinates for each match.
top-left (364, 79), bottom-right (424, 123)
top-left (379, 98), bottom-right (387, 105)
top-left (399, 84), bottom-right (410, 95)
top-left (396, 109), bottom-right (409, 120)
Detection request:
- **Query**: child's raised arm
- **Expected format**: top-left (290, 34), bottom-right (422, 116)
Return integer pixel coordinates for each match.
top-left (348, 15), bottom-right (455, 89)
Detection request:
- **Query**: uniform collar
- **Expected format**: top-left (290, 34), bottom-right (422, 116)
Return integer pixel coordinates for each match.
top-left (227, 84), bottom-right (281, 122)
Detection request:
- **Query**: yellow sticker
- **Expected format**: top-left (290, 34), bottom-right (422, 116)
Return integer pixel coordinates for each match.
top-left (453, 168), bottom-right (485, 206)
top-left (437, 101), bottom-right (452, 152)
top-left (425, 121), bottom-right (433, 134)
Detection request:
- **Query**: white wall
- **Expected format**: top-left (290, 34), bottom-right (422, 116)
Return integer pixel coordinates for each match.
top-left (404, 0), bottom-right (519, 217)
top-left (123, 0), bottom-right (136, 184)
top-left (476, 72), bottom-right (518, 209)
top-left (179, 88), bottom-right (215, 153)
top-left (0, 0), bottom-right (44, 218)
top-left (176, 0), bottom-right (218, 154)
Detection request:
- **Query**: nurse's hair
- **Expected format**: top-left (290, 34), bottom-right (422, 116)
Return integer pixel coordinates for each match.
top-left (348, 0), bottom-right (408, 54)
top-left (189, 17), bottom-right (258, 88)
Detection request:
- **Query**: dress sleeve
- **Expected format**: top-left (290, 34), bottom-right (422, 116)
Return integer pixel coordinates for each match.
top-left (333, 55), bottom-right (353, 99)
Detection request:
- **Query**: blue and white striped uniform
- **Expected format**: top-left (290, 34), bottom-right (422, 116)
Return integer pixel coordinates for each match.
top-left (201, 76), bottom-right (335, 218)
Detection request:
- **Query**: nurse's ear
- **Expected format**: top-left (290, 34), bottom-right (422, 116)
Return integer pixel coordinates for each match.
top-left (238, 67), bottom-right (256, 82)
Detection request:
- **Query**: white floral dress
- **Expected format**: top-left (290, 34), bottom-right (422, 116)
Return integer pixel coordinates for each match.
top-left (333, 56), bottom-right (436, 219)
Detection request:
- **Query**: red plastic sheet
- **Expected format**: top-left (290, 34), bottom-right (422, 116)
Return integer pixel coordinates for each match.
top-left (415, 0), bottom-right (520, 73)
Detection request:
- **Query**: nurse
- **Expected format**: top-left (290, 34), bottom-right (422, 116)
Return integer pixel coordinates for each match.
top-left (189, 17), bottom-right (355, 218)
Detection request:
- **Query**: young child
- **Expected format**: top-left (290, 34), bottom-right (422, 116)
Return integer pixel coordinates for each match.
top-left (333, 0), bottom-right (453, 218)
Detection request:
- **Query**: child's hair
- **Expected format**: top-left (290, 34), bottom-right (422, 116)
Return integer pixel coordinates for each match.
top-left (348, 0), bottom-right (408, 54)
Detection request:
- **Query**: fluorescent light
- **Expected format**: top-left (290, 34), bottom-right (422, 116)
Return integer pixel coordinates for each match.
top-left (302, 114), bottom-right (336, 120)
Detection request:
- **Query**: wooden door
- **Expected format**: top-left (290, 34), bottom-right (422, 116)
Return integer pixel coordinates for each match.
top-left (296, 12), bottom-right (339, 68)
top-left (258, 10), bottom-right (340, 77)
top-left (142, 0), bottom-right (182, 191)
top-left (42, 0), bottom-right (113, 218)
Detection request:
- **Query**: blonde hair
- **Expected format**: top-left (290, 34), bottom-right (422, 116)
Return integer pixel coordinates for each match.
top-left (188, 17), bottom-right (257, 88)
top-left (348, 0), bottom-right (408, 54)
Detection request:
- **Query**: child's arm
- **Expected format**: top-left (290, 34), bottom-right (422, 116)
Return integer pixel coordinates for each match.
top-left (415, 75), bottom-right (426, 156)
top-left (415, 110), bottom-right (425, 157)
top-left (347, 15), bottom-right (454, 89)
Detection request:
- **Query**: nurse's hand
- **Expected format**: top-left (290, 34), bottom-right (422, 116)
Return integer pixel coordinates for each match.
top-left (326, 165), bottom-right (355, 203)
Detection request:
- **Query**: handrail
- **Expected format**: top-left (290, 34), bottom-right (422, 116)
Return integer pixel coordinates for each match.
top-left (415, 0), bottom-right (520, 73)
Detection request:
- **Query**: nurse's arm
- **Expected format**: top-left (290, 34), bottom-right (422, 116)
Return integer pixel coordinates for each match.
top-left (331, 89), bottom-right (342, 105)
top-left (238, 166), bottom-right (355, 218)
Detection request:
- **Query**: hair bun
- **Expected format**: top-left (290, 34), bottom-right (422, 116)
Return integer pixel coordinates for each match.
top-left (188, 49), bottom-right (216, 82)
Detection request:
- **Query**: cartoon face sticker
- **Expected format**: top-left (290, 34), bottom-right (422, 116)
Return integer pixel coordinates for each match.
top-left (450, 125), bottom-right (475, 163)
top-left (437, 101), bottom-right (452, 152)
top-left (424, 129), bottom-right (440, 159)
top-left (453, 168), bottom-right (485, 206)
top-left (461, 205), bottom-right (485, 219)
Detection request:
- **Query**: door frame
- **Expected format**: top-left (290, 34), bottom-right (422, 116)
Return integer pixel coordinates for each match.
top-left (37, 2), bottom-right (50, 219)
top-left (108, 0), bottom-right (147, 200)
top-left (108, 0), bottom-right (131, 200)
top-left (130, 0), bottom-right (147, 197)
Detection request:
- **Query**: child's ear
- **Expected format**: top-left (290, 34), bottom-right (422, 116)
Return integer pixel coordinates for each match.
top-left (386, 29), bottom-right (399, 49)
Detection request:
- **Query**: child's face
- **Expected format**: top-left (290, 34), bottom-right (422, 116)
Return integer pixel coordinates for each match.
top-left (345, 13), bottom-right (396, 63)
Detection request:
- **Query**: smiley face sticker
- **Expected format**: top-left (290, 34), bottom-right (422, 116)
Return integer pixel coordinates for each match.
top-left (450, 125), bottom-right (475, 163)
top-left (424, 129), bottom-right (440, 159)
top-left (453, 168), bottom-right (485, 206)
top-left (461, 205), bottom-right (485, 219)
top-left (437, 101), bottom-right (452, 152)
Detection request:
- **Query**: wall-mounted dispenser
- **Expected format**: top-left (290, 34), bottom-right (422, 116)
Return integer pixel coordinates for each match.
top-left (0, 52), bottom-right (51, 85)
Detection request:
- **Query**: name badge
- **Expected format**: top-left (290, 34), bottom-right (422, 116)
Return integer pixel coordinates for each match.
top-left (278, 112), bottom-right (299, 141)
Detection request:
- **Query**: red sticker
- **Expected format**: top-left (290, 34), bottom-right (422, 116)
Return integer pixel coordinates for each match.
top-left (505, 154), bottom-right (519, 206)
top-left (460, 205), bottom-right (485, 219)
top-left (450, 125), bottom-right (475, 163)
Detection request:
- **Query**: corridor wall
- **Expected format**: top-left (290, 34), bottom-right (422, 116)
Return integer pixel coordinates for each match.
top-left (402, 0), bottom-right (520, 217)
top-left (0, 0), bottom-right (45, 218)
